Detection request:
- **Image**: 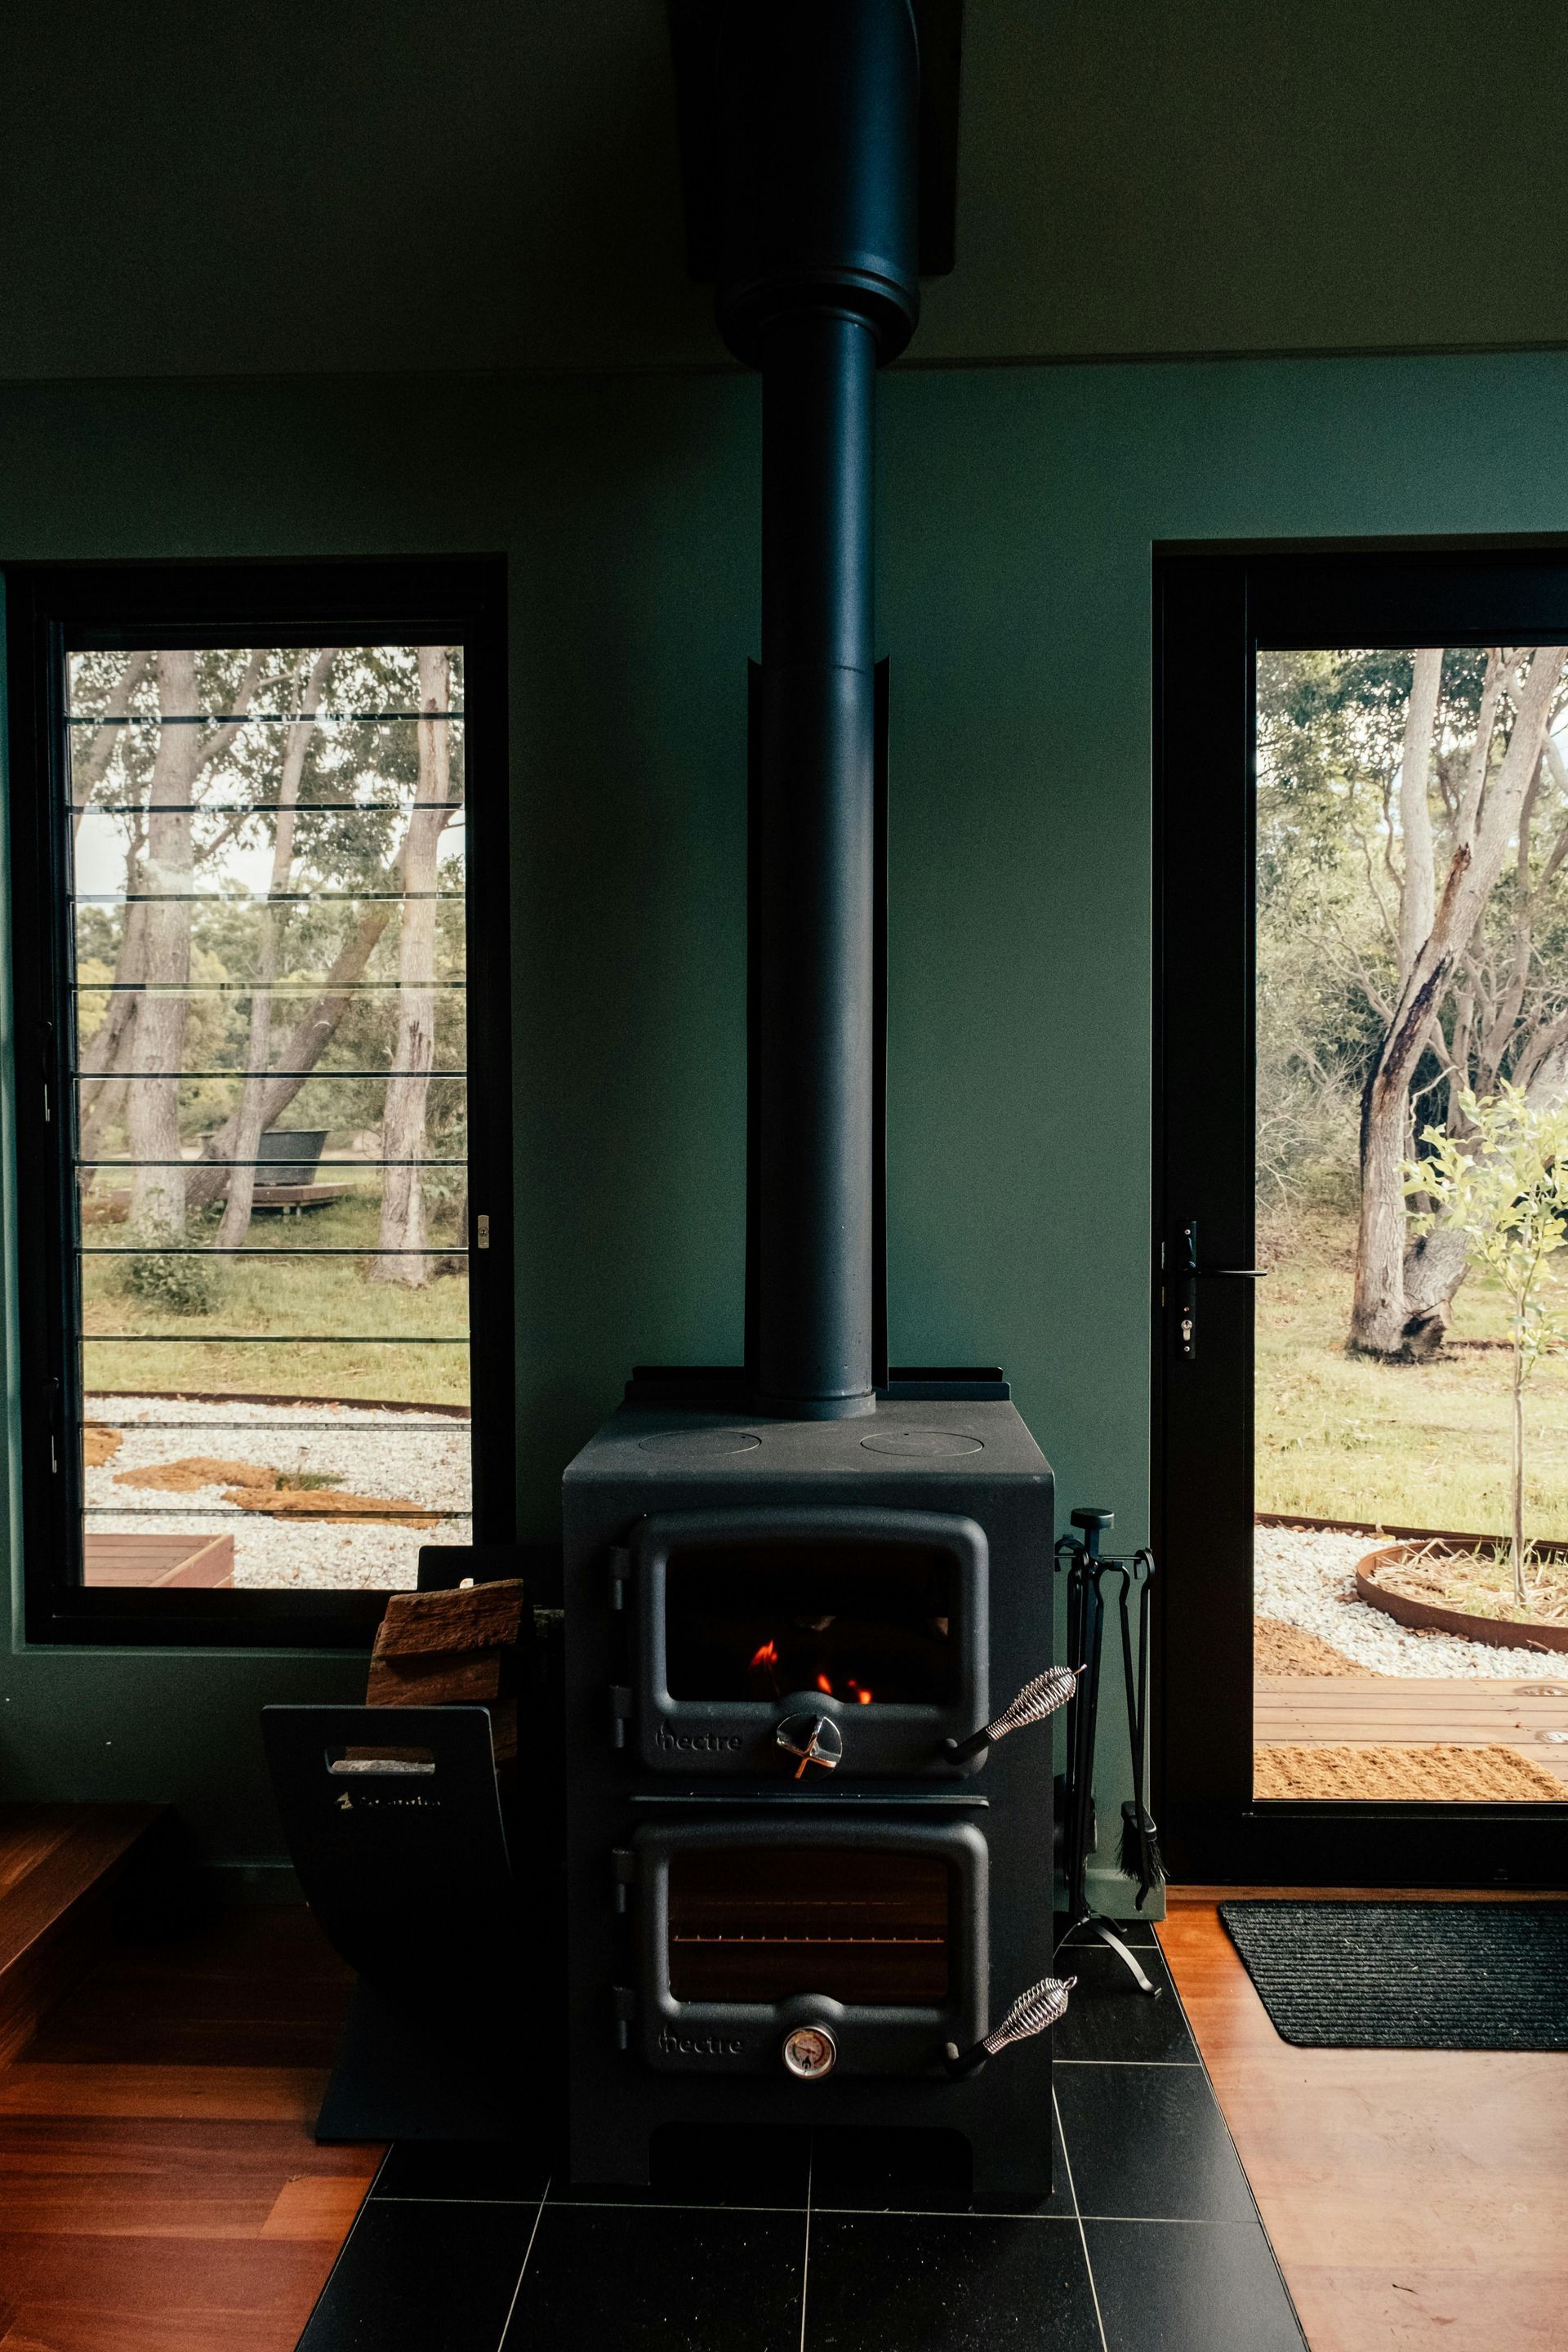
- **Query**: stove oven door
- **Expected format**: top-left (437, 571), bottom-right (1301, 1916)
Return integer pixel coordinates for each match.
top-left (625, 1507), bottom-right (988, 1777)
top-left (633, 1818), bottom-right (987, 2078)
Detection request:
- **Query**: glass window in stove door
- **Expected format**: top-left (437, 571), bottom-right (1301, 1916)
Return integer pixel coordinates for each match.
top-left (663, 1540), bottom-right (957, 1705)
top-left (666, 1846), bottom-right (953, 2004)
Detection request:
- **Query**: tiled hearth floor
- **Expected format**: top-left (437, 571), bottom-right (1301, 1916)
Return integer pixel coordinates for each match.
top-left (296, 1918), bottom-right (1305, 2352)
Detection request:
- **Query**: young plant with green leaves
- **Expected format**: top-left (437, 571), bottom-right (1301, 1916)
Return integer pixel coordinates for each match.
top-left (1406, 1085), bottom-right (1568, 1606)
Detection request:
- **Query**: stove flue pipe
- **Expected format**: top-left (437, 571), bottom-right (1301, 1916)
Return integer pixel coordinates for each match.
top-left (715, 0), bottom-right (921, 1420)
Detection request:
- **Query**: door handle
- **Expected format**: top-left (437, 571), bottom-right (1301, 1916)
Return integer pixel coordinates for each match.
top-left (1174, 1220), bottom-right (1267, 1360)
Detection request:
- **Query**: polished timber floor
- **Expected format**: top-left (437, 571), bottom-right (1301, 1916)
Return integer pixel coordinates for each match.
top-left (297, 1920), bottom-right (1305, 2352)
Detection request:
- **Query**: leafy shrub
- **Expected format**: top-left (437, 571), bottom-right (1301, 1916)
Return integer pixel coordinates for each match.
top-left (121, 1222), bottom-right (221, 1316)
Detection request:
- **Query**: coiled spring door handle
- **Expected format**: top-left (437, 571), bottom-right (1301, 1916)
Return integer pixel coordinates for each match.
top-left (1174, 1219), bottom-right (1267, 1361)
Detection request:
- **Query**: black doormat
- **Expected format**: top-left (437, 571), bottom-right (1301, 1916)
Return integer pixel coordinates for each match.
top-left (1219, 1900), bottom-right (1568, 2049)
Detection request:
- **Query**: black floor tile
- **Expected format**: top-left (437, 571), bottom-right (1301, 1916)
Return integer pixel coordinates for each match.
top-left (1055, 1910), bottom-right (1160, 1952)
top-left (296, 2197), bottom-right (537, 2351)
top-left (810, 2111), bottom-right (1073, 2219)
top-left (1085, 2218), bottom-right (1306, 2352)
top-left (501, 2201), bottom-right (804, 2349)
top-left (555, 2120), bottom-right (812, 2208)
top-left (1053, 1943), bottom-right (1198, 2065)
top-left (1054, 2065), bottom-right (1255, 2222)
top-left (373, 2137), bottom-right (555, 2202)
top-left (804, 2212), bottom-right (1102, 2350)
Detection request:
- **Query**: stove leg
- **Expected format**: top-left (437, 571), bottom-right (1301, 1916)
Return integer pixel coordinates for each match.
top-left (566, 2112), bottom-right (653, 2192)
top-left (968, 2100), bottom-right (1056, 2203)
top-left (1071, 1913), bottom-right (1161, 1996)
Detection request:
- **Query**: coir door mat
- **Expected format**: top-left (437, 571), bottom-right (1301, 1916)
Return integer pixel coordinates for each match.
top-left (1219, 1900), bottom-right (1568, 2049)
top-left (1253, 1742), bottom-right (1566, 1802)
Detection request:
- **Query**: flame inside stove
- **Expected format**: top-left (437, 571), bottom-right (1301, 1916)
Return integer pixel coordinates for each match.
top-left (749, 1639), bottom-right (779, 1673)
top-left (847, 1679), bottom-right (874, 1704)
top-left (816, 1672), bottom-right (834, 1695)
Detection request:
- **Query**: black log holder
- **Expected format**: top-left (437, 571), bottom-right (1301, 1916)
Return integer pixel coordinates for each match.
top-left (263, 1702), bottom-right (531, 2141)
top-left (1054, 1508), bottom-right (1164, 1998)
top-left (262, 1544), bottom-right (554, 2144)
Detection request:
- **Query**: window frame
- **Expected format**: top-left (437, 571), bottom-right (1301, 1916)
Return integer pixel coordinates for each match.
top-left (5, 557), bottom-right (514, 1649)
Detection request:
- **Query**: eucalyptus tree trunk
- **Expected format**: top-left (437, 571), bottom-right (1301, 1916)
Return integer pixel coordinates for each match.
top-left (1350, 647), bottom-right (1566, 1357)
top-left (213, 648), bottom-right (336, 1254)
top-left (123, 653), bottom-right (202, 1232)
top-left (121, 652), bottom-right (265, 1233)
top-left (78, 895), bottom-right (146, 1174)
top-left (370, 648), bottom-right (450, 1285)
top-left (1395, 648), bottom-right (1442, 982)
top-left (1511, 1339), bottom-right (1527, 1608)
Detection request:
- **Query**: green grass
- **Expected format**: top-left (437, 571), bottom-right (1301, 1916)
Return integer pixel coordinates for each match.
top-left (1257, 1209), bottom-right (1568, 1538)
top-left (81, 1191), bottom-right (469, 1409)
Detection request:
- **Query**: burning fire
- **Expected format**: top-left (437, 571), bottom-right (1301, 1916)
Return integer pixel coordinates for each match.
top-left (746, 1645), bottom-right (872, 1706)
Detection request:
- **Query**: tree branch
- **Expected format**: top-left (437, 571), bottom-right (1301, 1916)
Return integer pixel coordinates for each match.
top-left (72, 651), bottom-right (152, 844)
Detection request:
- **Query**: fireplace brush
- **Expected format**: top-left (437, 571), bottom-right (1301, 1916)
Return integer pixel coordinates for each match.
top-left (1054, 1508), bottom-right (1164, 1997)
top-left (944, 1972), bottom-right (1077, 2079)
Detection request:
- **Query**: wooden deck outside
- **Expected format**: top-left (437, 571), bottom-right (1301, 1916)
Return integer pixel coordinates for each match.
top-left (82, 1531), bottom-right (236, 1588)
top-left (1256, 1673), bottom-right (1568, 1784)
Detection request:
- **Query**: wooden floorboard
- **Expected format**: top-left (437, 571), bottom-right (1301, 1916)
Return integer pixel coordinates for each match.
top-left (1158, 1888), bottom-right (1568, 2352)
top-left (0, 1905), bottom-right (380, 2352)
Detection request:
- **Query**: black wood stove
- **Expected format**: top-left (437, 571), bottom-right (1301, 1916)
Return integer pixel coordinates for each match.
top-left (563, 2), bottom-right (1068, 2197)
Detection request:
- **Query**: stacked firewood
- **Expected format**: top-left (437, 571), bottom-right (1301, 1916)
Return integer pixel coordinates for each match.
top-left (364, 1579), bottom-right (528, 1765)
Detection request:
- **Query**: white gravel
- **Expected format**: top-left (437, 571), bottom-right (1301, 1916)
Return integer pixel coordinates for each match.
top-left (86, 1393), bottom-right (470, 1592)
top-left (1254, 1522), bottom-right (1561, 1678)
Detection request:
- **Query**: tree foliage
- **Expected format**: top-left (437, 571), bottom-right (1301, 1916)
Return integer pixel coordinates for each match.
top-left (1407, 1087), bottom-right (1568, 1597)
top-left (68, 644), bottom-right (466, 1279)
top-left (1258, 644), bottom-right (1568, 1359)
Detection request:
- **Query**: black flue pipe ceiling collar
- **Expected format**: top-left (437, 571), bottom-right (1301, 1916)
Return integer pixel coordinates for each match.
top-left (669, 1), bottom-right (962, 304)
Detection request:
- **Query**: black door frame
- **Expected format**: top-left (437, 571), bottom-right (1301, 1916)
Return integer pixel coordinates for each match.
top-left (4, 556), bottom-right (515, 1649)
top-left (1153, 537), bottom-right (1568, 1886)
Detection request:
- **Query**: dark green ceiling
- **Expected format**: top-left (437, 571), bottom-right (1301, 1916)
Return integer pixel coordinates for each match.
top-left (4, 0), bottom-right (1567, 381)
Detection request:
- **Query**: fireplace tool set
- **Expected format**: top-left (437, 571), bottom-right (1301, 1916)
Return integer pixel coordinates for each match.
top-left (1055, 1509), bottom-right (1165, 1994)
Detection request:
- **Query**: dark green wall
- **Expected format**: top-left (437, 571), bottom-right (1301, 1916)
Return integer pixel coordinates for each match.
top-left (4, 352), bottom-right (1568, 1890)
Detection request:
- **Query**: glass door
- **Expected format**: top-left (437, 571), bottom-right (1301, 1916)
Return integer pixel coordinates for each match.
top-left (1156, 547), bottom-right (1568, 1883)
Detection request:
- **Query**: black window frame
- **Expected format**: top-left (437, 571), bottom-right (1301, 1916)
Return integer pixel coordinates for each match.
top-left (1154, 533), bottom-right (1568, 1885)
top-left (5, 557), bottom-right (514, 1649)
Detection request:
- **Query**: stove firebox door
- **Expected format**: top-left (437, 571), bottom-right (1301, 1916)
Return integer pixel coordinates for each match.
top-left (631, 1507), bottom-right (987, 1776)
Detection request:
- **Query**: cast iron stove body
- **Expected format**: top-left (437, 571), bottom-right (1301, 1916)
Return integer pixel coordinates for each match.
top-left (564, 1395), bottom-right (1056, 2193)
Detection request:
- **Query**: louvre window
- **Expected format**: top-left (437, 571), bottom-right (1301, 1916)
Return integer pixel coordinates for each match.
top-left (7, 565), bottom-right (512, 1641)
top-left (70, 644), bottom-right (470, 1593)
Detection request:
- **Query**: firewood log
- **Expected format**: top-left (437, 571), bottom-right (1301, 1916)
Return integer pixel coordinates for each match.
top-left (364, 1579), bottom-right (528, 1764)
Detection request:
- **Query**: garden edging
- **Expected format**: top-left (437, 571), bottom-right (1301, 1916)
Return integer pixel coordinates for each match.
top-left (1356, 1540), bottom-right (1568, 1656)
